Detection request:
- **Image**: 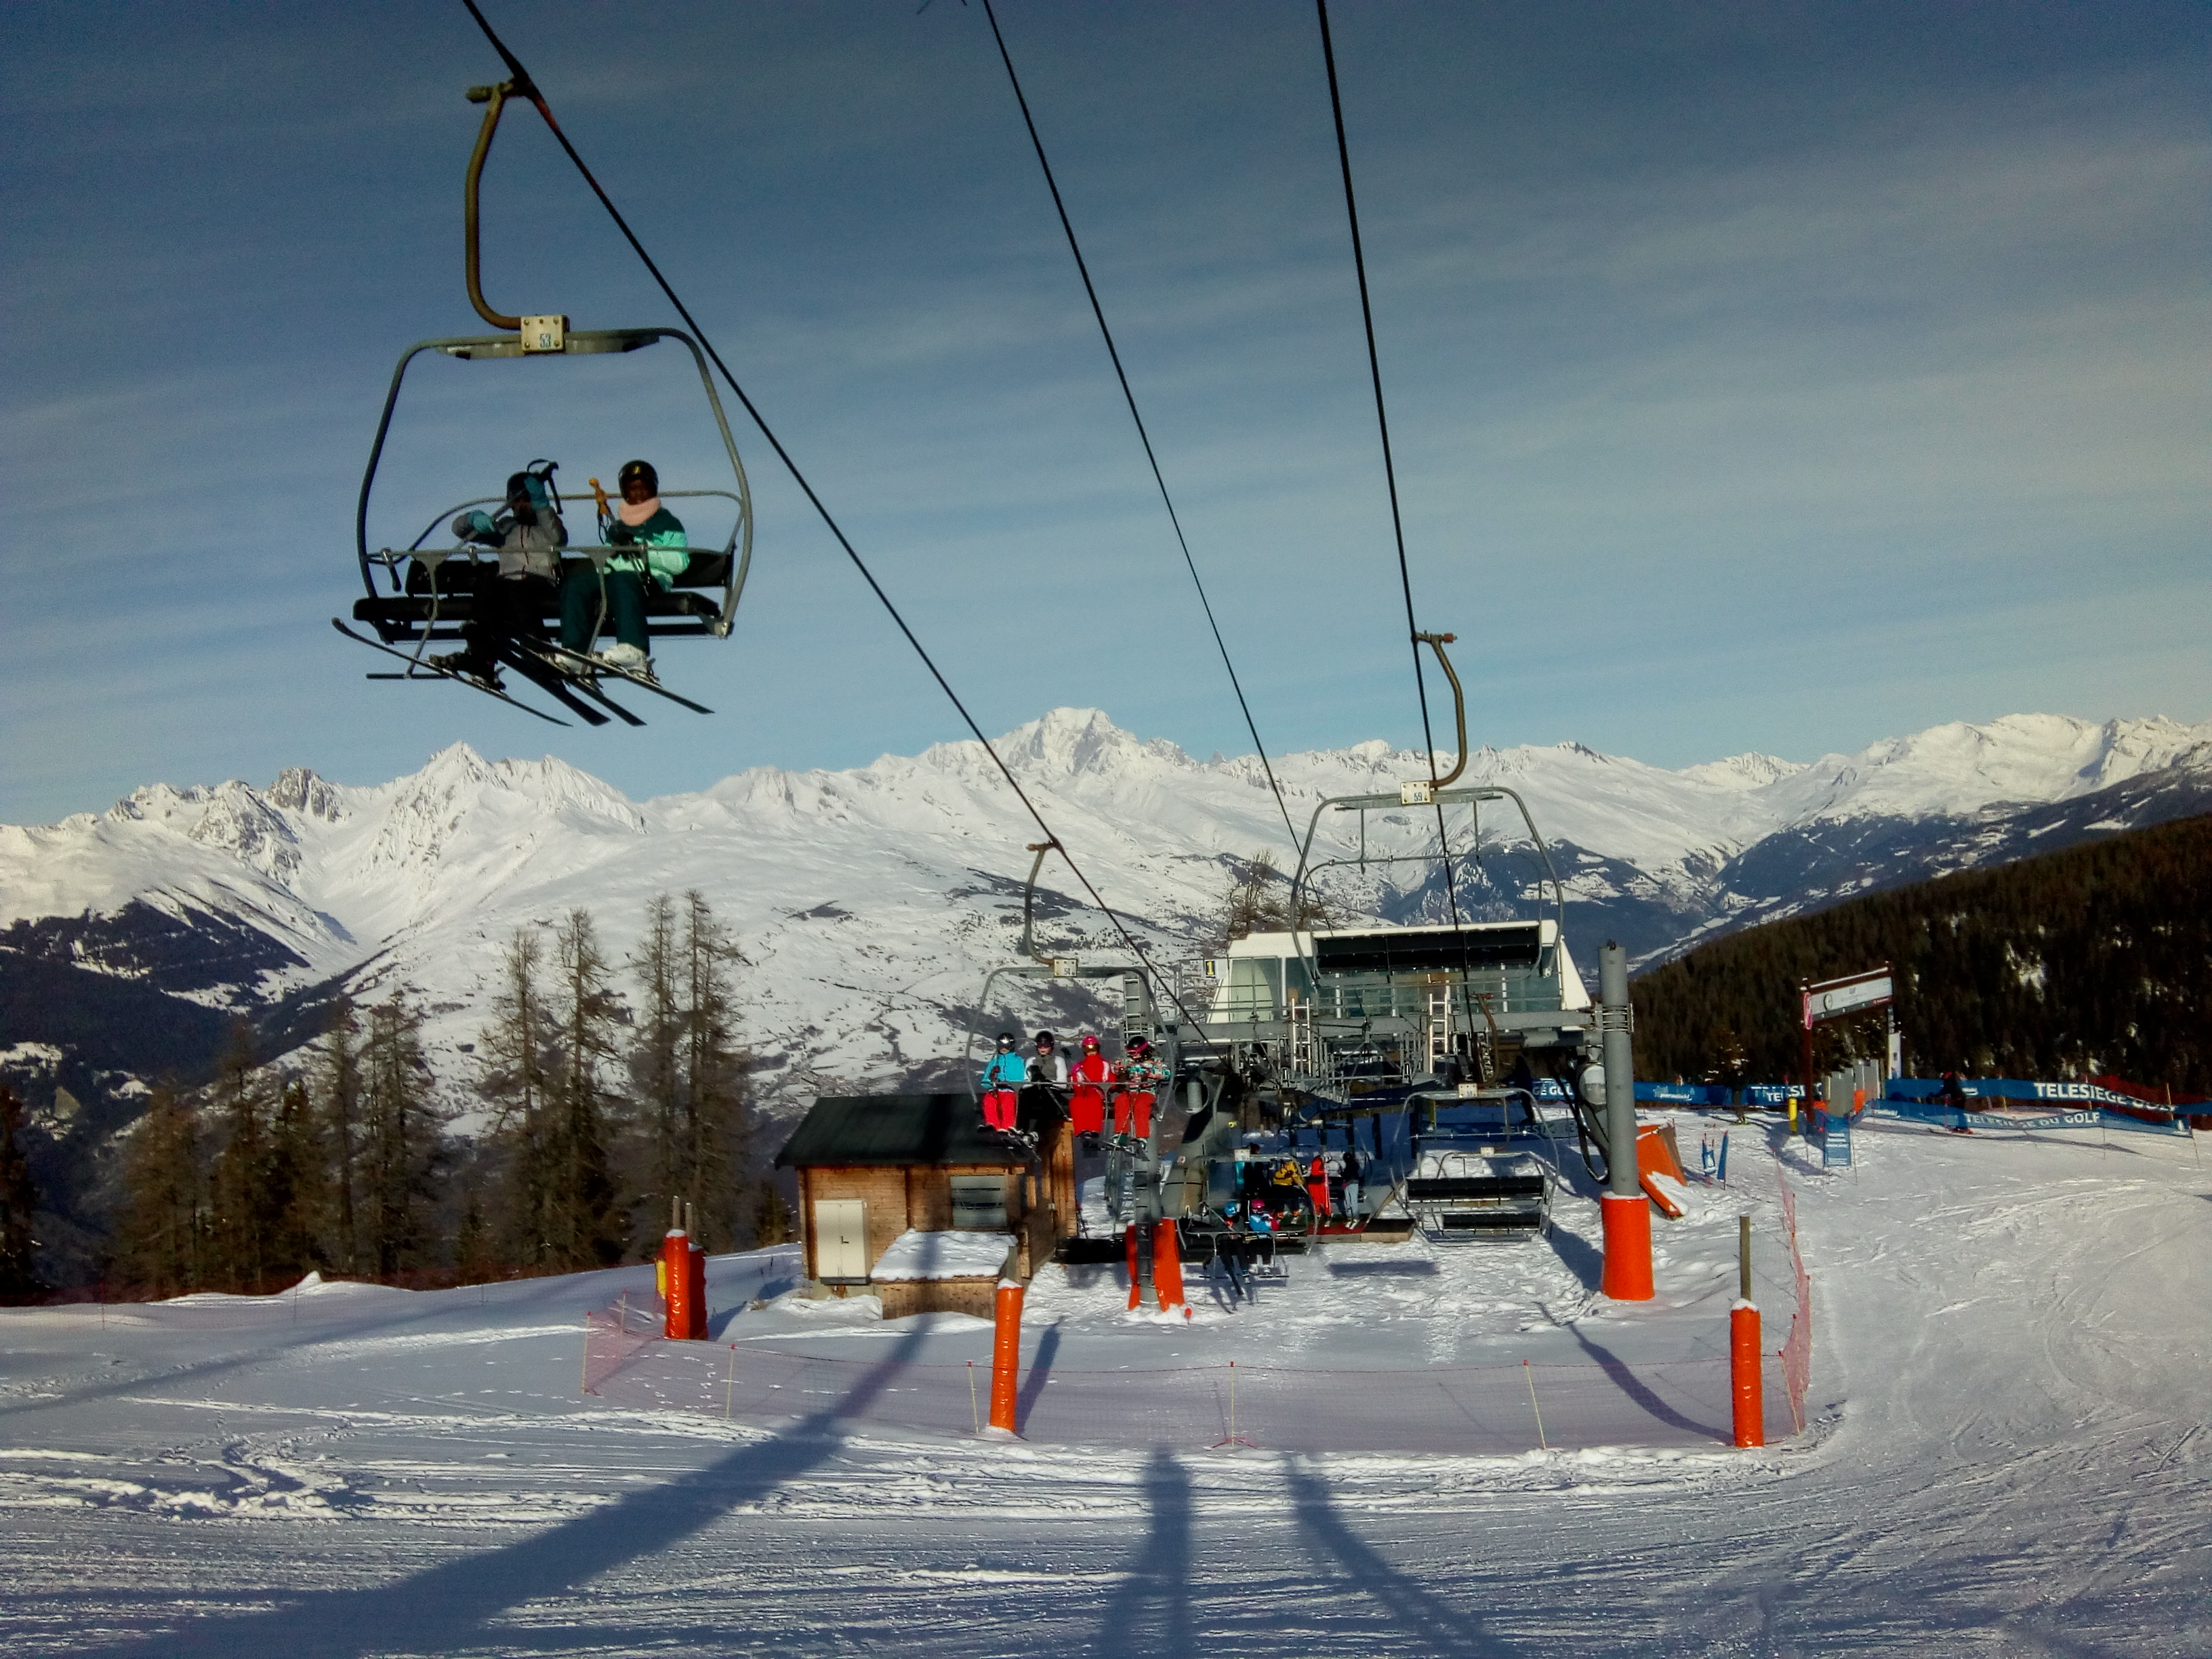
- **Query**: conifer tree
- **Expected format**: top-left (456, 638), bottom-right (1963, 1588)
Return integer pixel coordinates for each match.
top-left (548, 907), bottom-right (625, 1269)
top-left (360, 996), bottom-right (443, 1276)
top-left (114, 1084), bottom-right (203, 1295)
top-left (629, 893), bottom-right (684, 1226)
top-left (266, 1078), bottom-right (326, 1280)
top-left (680, 890), bottom-right (752, 1250)
top-left (480, 926), bottom-right (556, 1267)
top-left (321, 997), bottom-right (364, 1275)
top-left (453, 1147), bottom-right (499, 1286)
top-left (206, 1021), bottom-right (273, 1290)
top-left (1216, 849), bottom-right (1331, 948)
top-left (0, 1086), bottom-right (41, 1302)
top-left (752, 1181), bottom-right (792, 1248)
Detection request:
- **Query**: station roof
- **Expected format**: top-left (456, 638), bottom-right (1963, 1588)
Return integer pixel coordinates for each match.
top-left (773, 1094), bottom-right (1025, 1170)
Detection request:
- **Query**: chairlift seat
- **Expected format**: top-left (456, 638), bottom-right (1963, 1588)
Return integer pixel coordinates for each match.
top-left (1404, 1149), bottom-right (1549, 1243)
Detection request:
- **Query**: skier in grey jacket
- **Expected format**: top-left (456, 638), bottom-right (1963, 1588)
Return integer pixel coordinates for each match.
top-left (437, 468), bottom-right (567, 687)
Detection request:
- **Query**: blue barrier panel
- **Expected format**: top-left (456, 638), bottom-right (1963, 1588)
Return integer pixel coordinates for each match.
top-left (1873, 1097), bottom-right (2187, 1137)
top-left (1891, 1078), bottom-right (2187, 1112)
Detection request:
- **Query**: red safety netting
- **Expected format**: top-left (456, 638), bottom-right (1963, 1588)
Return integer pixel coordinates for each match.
top-left (579, 1312), bottom-right (1802, 1456)
top-left (1777, 1170), bottom-right (1813, 1434)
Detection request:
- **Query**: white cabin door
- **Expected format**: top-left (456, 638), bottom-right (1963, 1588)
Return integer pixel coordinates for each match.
top-left (813, 1200), bottom-right (869, 1282)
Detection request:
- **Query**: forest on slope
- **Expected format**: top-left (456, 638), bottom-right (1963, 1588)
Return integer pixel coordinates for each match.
top-left (1631, 813), bottom-right (2211, 1092)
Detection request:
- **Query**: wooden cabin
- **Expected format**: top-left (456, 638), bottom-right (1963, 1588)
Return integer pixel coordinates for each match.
top-left (773, 1093), bottom-right (1078, 1318)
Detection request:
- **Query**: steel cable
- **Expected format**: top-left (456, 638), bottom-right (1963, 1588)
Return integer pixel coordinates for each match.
top-left (977, 0), bottom-right (1303, 859)
top-left (1315, 0), bottom-right (1485, 1037)
top-left (455, 1), bottom-right (1208, 1028)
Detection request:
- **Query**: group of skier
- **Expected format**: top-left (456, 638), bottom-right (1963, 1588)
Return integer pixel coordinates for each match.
top-left (433, 457), bottom-right (690, 690)
top-left (978, 1029), bottom-right (1168, 1145)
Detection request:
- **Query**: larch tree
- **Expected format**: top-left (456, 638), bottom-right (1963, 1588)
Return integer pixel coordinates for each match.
top-left (628, 893), bottom-right (684, 1233)
top-left (206, 1021), bottom-right (273, 1291)
top-left (1216, 849), bottom-right (1332, 949)
top-left (548, 907), bottom-right (626, 1269)
top-left (113, 1084), bottom-right (203, 1296)
top-left (265, 1078), bottom-right (326, 1280)
top-left (359, 996), bottom-right (443, 1277)
top-left (0, 1086), bottom-right (41, 1302)
top-left (680, 890), bottom-right (754, 1251)
top-left (321, 997), bottom-right (364, 1275)
top-left (480, 926), bottom-right (556, 1267)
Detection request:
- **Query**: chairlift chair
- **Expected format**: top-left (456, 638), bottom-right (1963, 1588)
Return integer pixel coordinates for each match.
top-left (351, 327), bottom-right (754, 653)
top-left (335, 73), bottom-right (754, 724)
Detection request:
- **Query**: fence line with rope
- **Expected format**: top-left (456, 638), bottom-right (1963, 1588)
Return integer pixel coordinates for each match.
top-left (581, 1296), bottom-right (1807, 1456)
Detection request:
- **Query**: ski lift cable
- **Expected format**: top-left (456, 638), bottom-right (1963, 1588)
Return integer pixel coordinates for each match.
top-left (1315, 0), bottom-right (1492, 1059)
top-left (976, 0), bottom-right (1302, 858)
top-left (455, 0), bottom-right (1210, 1030)
top-left (1313, 0), bottom-right (1477, 936)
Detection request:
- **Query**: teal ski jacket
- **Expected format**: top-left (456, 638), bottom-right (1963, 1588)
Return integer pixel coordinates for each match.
top-left (605, 504), bottom-right (690, 590)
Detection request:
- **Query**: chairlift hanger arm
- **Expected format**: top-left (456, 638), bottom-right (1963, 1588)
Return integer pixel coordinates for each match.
top-left (463, 80), bottom-right (527, 331)
top-left (1018, 840), bottom-right (1059, 964)
top-left (1413, 632), bottom-right (1467, 788)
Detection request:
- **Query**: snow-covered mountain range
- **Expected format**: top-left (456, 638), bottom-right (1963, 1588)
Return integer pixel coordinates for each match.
top-left (4, 709), bottom-right (2209, 1138)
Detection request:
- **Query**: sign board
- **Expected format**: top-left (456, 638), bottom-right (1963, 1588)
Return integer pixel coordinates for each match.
top-left (1803, 969), bottom-right (1893, 1027)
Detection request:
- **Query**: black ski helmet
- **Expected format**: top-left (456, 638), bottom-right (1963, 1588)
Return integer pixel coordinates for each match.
top-left (996, 1032), bottom-right (1017, 1050)
top-left (1126, 1036), bottom-right (1152, 1056)
top-left (617, 457), bottom-right (658, 493)
top-left (1033, 1031), bottom-right (1056, 1048)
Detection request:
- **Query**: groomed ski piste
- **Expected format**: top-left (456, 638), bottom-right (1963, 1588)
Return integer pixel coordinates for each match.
top-left (4, 1115), bottom-right (2206, 1656)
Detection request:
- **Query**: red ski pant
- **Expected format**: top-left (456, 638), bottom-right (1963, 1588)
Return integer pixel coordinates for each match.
top-left (1069, 1084), bottom-right (1106, 1134)
top-left (1113, 1090), bottom-right (1153, 1140)
top-left (981, 1089), bottom-right (1017, 1130)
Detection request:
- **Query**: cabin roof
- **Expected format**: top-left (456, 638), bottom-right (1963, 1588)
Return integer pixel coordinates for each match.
top-left (1227, 918), bottom-right (1559, 958)
top-left (773, 1093), bottom-right (1026, 1170)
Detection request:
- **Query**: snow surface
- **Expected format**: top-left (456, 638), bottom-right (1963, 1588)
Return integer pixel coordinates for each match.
top-left (4, 709), bottom-right (2207, 1122)
top-left (869, 1231), bottom-right (1018, 1282)
top-left (2, 1118), bottom-right (2205, 1655)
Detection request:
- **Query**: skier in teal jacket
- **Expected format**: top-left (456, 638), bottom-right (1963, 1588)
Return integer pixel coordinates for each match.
top-left (560, 458), bottom-right (690, 678)
top-left (979, 1033), bottom-right (1026, 1131)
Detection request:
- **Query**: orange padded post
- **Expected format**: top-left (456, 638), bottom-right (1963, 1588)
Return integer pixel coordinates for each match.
top-left (684, 1240), bottom-right (708, 1339)
top-left (661, 1229), bottom-right (691, 1339)
top-left (1731, 1302), bottom-right (1765, 1446)
top-left (1153, 1220), bottom-right (1185, 1313)
top-left (987, 1278), bottom-right (1025, 1434)
top-left (1599, 1191), bottom-right (1654, 1300)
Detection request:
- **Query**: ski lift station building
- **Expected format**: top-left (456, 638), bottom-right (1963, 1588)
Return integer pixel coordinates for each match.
top-left (773, 1094), bottom-right (1077, 1317)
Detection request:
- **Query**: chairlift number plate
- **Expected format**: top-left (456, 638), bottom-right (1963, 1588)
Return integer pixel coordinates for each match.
top-left (520, 314), bottom-right (568, 354)
top-left (1400, 781), bottom-right (1436, 806)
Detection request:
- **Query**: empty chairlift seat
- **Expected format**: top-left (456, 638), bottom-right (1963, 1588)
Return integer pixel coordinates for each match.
top-left (1404, 1149), bottom-right (1549, 1242)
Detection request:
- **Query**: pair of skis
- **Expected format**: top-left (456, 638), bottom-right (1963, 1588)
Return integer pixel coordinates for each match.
top-left (334, 619), bottom-right (710, 726)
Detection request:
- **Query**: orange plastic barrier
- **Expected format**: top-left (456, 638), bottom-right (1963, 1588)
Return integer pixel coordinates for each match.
top-left (987, 1279), bottom-right (1025, 1433)
top-left (1637, 1124), bottom-right (1687, 1218)
top-left (1731, 1302), bottom-right (1765, 1447)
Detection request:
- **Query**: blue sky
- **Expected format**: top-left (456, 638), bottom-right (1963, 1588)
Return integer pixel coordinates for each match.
top-left (3, 1), bottom-right (2205, 823)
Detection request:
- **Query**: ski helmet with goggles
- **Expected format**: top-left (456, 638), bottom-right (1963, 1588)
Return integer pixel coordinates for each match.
top-left (1033, 1031), bottom-right (1056, 1048)
top-left (1080, 1033), bottom-right (1100, 1049)
top-left (1126, 1036), bottom-right (1152, 1055)
top-left (996, 1033), bottom-right (1017, 1050)
top-left (617, 458), bottom-right (658, 493)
